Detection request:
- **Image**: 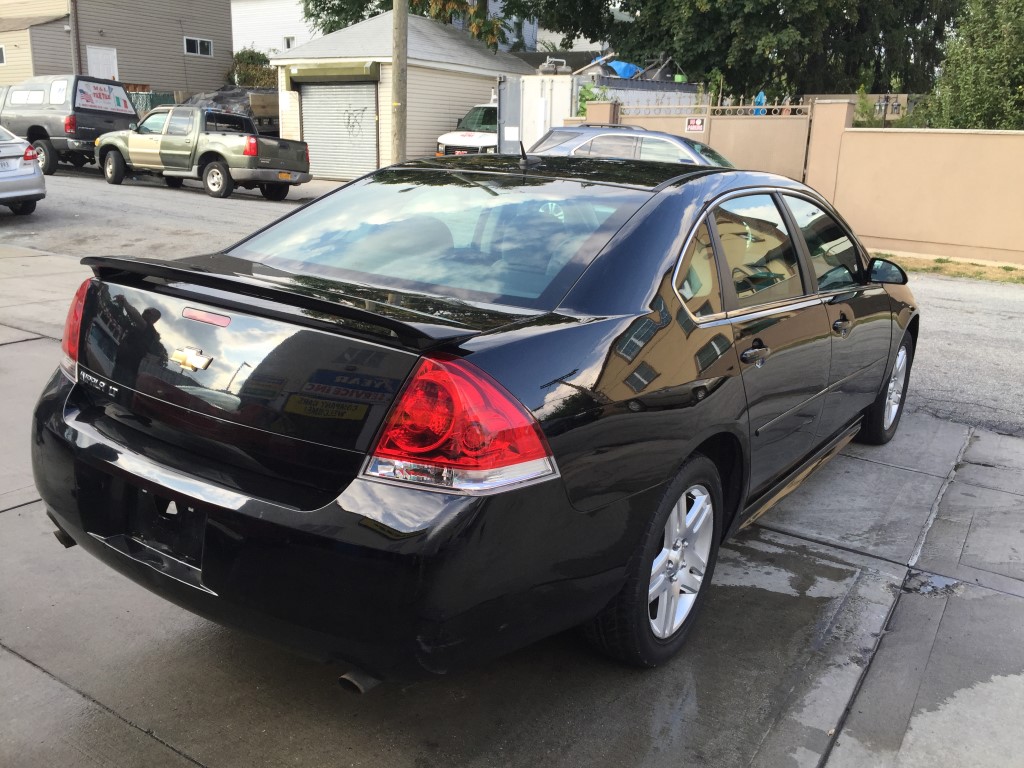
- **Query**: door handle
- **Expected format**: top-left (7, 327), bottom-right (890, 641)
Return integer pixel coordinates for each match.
top-left (740, 344), bottom-right (771, 366)
top-left (832, 317), bottom-right (851, 336)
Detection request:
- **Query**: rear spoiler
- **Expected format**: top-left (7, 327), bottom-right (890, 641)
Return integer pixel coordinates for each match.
top-left (82, 256), bottom-right (476, 349)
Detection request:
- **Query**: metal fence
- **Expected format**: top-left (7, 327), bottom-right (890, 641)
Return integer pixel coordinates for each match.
top-left (127, 92), bottom-right (177, 115)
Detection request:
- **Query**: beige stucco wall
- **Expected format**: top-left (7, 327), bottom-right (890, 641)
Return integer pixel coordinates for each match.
top-left (826, 129), bottom-right (1024, 264)
top-left (0, 29), bottom-right (35, 85)
top-left (804, 100), bottom-right (854, 201)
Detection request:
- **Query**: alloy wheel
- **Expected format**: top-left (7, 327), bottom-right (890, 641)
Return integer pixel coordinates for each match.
top-left (884, 346), bottom-right (908, 429)
top-left (648, 484), bottom-right (714, 639)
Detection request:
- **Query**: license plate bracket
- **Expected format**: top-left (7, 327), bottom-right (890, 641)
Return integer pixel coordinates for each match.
top-left (128, 491), bottom-right (206, 568)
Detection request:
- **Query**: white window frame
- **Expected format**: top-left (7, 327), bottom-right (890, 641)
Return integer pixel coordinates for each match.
top-left (284, 36), bottom-right (295, 49)
top-left (183, 37), bottom-right (214, 57)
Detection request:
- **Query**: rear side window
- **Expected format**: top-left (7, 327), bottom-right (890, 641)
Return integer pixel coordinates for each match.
top-left (10, 89), bottom-right (45, 105)
top-left (782, 195), bottom-right (862, 291)
top-left (712, 194), bottom-right (805, 309)
top-left (675, 222), bottom-right (722, 318)
top-left (531, 130), bottom-right (578, 152)
top-left (166, 108), bottom-right (195, 137)
top-left (230, 170), bottom-right (651, 310)
top-left (574, 135), bottom-right (637, 159)
top-left (205, 112), bottom-right (251, 133)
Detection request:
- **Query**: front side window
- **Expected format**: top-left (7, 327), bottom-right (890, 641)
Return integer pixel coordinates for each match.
top-left (574, 135), bottom-right (637, 159)
top-left (712, 194), bottom-right (805, 309)
top-left (675, 221), bottom-right (722, 318)
top-left (138, 111), bottom-right (168, 134)
top-left (639, 138), bottom-right (691, 163)
top-left (782, 195), bottom-right (861, 291)
top-left (184, 37), bottom-right (214, 57)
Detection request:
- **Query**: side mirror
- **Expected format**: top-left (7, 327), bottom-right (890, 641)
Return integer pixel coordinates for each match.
top-left (129, 122), bottom-right (138, 131)
top-left (869, 257), bottom-right (908, 285)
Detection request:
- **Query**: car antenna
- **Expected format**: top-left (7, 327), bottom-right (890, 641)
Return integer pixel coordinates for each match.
top-left (518, 141), bottom-right (541, 170)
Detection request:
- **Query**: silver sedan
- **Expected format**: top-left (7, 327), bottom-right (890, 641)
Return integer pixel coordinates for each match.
top-left (0, 124), bottom-right (46, 215)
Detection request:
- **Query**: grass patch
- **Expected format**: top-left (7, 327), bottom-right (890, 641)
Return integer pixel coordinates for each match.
top-left (877, 253), bottom-right (1024, 284)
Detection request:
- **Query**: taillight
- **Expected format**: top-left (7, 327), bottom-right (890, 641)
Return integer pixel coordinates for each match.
top-left (365, 355), bottom-right (556, 492)
top-left (59, 279), bottom-right (92, 381)
top-left (305, 145), bottom-right (310, 165)
top-left (243, 135), bottom-right (259, 157)
top-left (64, 115), bottom-right (77, 134)
top-left (23, 146), bottom-right (37, 162)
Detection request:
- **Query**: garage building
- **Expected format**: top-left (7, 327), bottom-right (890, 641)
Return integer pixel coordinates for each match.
top-left (270, 11), bottom-right (535, 180)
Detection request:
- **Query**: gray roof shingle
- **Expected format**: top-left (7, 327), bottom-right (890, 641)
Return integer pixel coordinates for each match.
top-left (270, 11), bottom-right (535, 75)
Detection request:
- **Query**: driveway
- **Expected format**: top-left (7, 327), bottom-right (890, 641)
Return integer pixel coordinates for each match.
top-left (1, 172), bottom-right (1023, 767)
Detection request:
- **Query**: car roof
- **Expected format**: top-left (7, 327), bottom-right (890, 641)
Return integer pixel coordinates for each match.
top-left (395, 155), bottom-right (731, 191)
top-left (556, 124), bottom-right (695, 142)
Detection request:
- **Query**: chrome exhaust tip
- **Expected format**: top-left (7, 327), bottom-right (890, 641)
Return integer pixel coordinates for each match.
top-left (338, 668), bottom-right (381, 694)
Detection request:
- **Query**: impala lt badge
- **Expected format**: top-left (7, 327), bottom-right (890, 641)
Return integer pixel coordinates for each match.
top-left (171, 346), bottom-right (213, 372)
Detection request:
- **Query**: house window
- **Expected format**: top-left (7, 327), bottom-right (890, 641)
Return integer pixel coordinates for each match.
top-left (615, 295), bottom-right (671, 362)
top-left (0, 45), bottom-right (6, 65)
top-left (184, 37), bottom-right (214, 57)
top-left (625, 362), bottom-right (660, 394)
top-left (284, 36), bottom-right (295, 49)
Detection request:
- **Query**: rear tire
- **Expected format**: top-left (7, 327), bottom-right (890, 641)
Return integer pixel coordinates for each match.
top-left (164, 176), bottom-right (184, 188)
top-left (584, 454), bottom-right (722, 666)
top-left (9, 200), bottom-right (36, 215)
top-left (202, 161), bottom-right (234, 198)
top-left (857, 331), bottom-right (914, 445)
top-left (259, 183), bottom-right (289, 201)
top-left (33, 139), bottom-right (58, 175)
top-left (103, 151), bottom-right (126, 185)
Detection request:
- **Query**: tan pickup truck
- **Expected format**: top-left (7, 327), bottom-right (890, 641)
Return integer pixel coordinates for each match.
top-left (95, 105), bottom-right (311, 200)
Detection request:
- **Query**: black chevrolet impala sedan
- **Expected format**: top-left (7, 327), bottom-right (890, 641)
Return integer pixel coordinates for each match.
top-left (32, 156), bottom-right (918, 684)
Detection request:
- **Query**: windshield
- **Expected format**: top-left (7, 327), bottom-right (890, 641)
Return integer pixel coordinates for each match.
top-left (229, 169), bottom-right (651, 310)
top-left (687, 140), bottom-right (733, 167)
top-left (459, 106), bottom-right (497, 133)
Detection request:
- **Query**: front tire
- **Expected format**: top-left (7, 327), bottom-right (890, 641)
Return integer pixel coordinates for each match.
top-left (33, 139), bottom-right (58, 175)
top-left (9, 200), bottom-right (36, 215)
top-left (584, 454), bottom-right (722, 666)
top-left (259, 182), bottom-right (289, 201)
top-left (857, 331), bottom-right (914, 445)
top-left (103, 151), bottom-right (126, 185)
top-left (202, 161), bottom-right (234, 198)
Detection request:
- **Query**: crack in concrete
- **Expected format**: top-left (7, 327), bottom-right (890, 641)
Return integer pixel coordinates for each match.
top-left (908, 426), bottom-right (975, 568)
top-left (0, 638), bottom-right (211, 768)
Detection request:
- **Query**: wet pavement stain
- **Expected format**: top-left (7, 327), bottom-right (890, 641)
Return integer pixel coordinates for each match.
top-left (902, 570), bottom-right (964, 597)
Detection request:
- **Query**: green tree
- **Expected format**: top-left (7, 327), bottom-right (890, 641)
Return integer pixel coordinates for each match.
top-left (915, 0), bottom-right (1024, 129)
top-left (227, 47), bottom-right (278, 88)
top-left (302, 0), bottom-right (507, 47)
top-left (611, 0), bottom-right (960, 98)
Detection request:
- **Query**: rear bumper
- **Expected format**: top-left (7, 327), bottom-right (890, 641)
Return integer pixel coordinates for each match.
top-left (231, 168), bottom-right (312, 185)
top-left (31, 370), bottom-right (627, 679)
top-left (0, 171), bottom-right (46, 203)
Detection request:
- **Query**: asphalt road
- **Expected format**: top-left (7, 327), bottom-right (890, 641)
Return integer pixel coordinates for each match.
top-left (3, 168), bottom-right (1022, 436)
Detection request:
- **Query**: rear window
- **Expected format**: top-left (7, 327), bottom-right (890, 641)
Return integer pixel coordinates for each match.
top-left (687, 141), bottom-right (733, 168)
top-left (530, 130), bottom-right (579, 152)
top-left (230, 169), bottom-right (651, 310)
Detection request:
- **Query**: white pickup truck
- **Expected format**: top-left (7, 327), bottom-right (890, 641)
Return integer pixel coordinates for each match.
top-left (435, 102), bottom-right (498, 156)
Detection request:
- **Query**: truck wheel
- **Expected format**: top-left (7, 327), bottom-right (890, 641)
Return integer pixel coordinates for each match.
top-left (9, 201), bottom-right (37, 216)
top-left (164, 177), bottom-right (184, 189)
top-left (259, 183), bottom-right (289, 201)
top-left (103, 151), bottom-right (126, 185)
top-left (33, 140), bottom-right (58, 175)
top-left (203, 161), bottom-right (234, 198)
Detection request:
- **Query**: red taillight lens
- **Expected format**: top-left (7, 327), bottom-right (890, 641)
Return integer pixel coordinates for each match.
top-left (305, 145), bottom-right (310, 165)
top-left (64, 115), bottom-right (77, 134)
top-left (23, 146), bottom-right (37, 162)
top-left (59, 279), bottom-right (92, 380)
top-left (365, 355), bottom-right (556, 492)
top-left (243, 135), bottom-right (259, 157)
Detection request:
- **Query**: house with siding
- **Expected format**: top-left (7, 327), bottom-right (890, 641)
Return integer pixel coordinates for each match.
top-left (0, 0), bottom-right (233, 93)
top-left (270, 11), bottom-right (536, 180)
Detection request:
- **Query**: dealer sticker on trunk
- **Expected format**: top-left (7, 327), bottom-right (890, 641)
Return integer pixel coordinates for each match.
top-left (284, 394), bottom-right (367, 420)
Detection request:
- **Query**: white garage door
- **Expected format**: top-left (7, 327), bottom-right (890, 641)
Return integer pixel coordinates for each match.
top-left (300, 83), bottom-right (378, 180)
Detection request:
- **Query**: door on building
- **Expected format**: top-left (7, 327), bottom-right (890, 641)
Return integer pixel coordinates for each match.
top-left (87, 46), bottom-right (119, 80)
top-left (299, 83), bottom-right (377, 180)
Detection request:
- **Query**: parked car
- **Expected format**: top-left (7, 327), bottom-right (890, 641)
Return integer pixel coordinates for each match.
top-left (32, 156), bottom-right (917, 685)
top-left (95, 105), bottom-right (311, 200)
top-left (0, 125), bottom-right (46, 215)
top-left (530, 124), bottom-right (733, 167)
top-left (0, 75), bottom-right (138, 175)
top-left (436, 101), bottom-right (498, 155)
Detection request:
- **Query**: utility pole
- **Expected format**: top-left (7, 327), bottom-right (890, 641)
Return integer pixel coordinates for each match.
top-left (391, 0), bottom-right (408, 164)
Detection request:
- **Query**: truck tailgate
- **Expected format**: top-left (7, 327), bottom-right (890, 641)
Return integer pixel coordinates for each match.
top-left (254, 137), bottom-right (308, 172)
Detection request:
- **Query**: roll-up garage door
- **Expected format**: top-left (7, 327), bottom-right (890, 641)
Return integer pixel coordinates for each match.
top-left (300, 83), bottom-right (378, 180)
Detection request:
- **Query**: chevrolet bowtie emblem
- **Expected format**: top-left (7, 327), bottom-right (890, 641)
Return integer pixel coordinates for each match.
top-left (170, 346), bottom-right (213, 372)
